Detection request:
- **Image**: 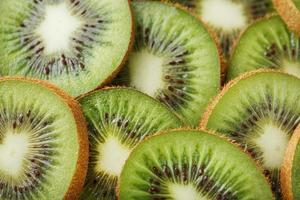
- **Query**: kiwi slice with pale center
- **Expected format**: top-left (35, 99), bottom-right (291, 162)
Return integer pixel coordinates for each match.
top-left (273, 0), bottom-right (300, 36)
top-left (0, 0), bottom-right (133, 96)
top-left (0, 77), bottom-right (88, 199)
top-left (114, 1), bottom-right (221, 127)
top-left (201, 70), bottom-right (300, 199)
top-left (78, 88), bottom-right (182, 200)
top-left (227, 15), bottom-right (300, 81)
top-left (281, 124), bottom-right (300, 200)
top-left (158, 0), bottom-right (273, 57)
top-left (118, 129), bottom-right (273, 200)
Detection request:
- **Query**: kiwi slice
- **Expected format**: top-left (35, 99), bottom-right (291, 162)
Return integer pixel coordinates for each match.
top-left (201, 70), bottom-right (300, 199)
top-left (0, 0), bottom-right (133, 96)
top-left (281, 124), bottom-right (300, 200)
top-left (227, 15), bottom-right (300, 81)
top-left (118, 129), bottom-right (273, 200)
top-left (114, 1), bottom-right (221, 127)
top-left (273, 0), bottom-right (300, 36)
top-left (78, 88), bottom-right (182, 199)
top-left (156, 0), bottom-right (273, 57)
top-left (0, 77), bottom-right (88, 199)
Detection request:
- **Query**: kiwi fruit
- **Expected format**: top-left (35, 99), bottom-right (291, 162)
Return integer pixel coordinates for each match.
top-left (118, 129), bottom-right (273, 200)
top-left (154, 0), bottom-right (273, 57)
top-left (201, 70), bottom-right (300, 199)
top-left (0, 0), bottom-right (133, 97)
top-left (113, 0), bottom-right (221, 127)
top-left (281, 124), bottom-right (300, 200)
top-left (227, 15), bottom-right (300, 81)
top-left (0, 77), bottom-right (88, 199)
top-left (273, 0), bottom-right (300, 36)
top-left (78, 88), bottom-right (182, 200)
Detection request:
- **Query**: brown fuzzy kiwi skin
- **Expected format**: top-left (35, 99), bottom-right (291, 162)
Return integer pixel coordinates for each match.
top-left (77, 0), bottom-right (135, 98)
top-left (116, 127), bottom-right (274, 200)
top-left (281, 124), bottom-right (300, 200)
top-left (273, 0), bottom-right (300, 36)
top-left (0, 77), bottom-right (89, 200)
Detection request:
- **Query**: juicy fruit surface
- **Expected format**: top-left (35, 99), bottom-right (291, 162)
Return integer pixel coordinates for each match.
top-left (0, 0), bottom-right (132, 96)
top-left (79, 88), bottom-right (182, 200)
top-left (228, 15), bottom-right (300, 80)
top-left (162, 0), bottom-right (273, 56)
top-left (202, 71), bottom-right (300, 198)
top-left (115, 1), bottom-right (220, 126)
top-left (0, 79), bottom-right (82, 199)
top-left (119, 130), bottom-right (273, 200)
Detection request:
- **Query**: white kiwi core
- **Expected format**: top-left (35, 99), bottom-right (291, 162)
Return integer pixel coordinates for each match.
top-left (168, 184), bottom-right (205, 200)
top-left (282, 60), bottom-right (300, 78)
top-left (200, 0), bottom-right (247, 32)
top-left (97, 136), bottom-right (131, 176)
top-left (254, 124), bottom-right (289, 169)
top-left (36, 3), bottom-right (82, 55)
top-left (0, 132), bottom-right (30, 177)
top-left (128, 50), bottom-right (165, 97)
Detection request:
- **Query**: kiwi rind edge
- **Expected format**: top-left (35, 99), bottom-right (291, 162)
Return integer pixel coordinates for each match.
top-left (115, 127), bottom-right (274, 200)
top-left (0, 76), bottom-right (89, 200)
top-left (273, 0), bottom-right (300, 36)
top-left (281, 124), bottom-right (300, 200)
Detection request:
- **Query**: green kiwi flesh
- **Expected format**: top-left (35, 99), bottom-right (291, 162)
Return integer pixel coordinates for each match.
top-left (118, 129), bottom-right (273, 200)
top-left (228, 15), bottom-right (300, 81)
top-left (114, 1), bottom-right (220, 127)
top-left (0, 78), bottom-right (87, 199)
top-left (0, 0), bottom-right (132, 96)
top-left (78, 88), bottom-right (182, 200)
top-left (160, 0), bottom-right (273, 57)
top-left (201, 71), bottom-right (300, 199)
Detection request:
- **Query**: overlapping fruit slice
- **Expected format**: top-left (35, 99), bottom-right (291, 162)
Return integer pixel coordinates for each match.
top-left (118, 129), bottom-right (273, 200)
top-left (0, 0), bottom-right (133, 96)
top-left (114, 1), bottom-right (221, 127)
top-left (201, 70), bottom-right (300, 199)
top-left (78, 88), bottom-right (182, 200)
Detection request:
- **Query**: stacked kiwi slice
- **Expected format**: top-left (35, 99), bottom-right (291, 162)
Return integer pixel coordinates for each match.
top-left (1, 0), bottom-right (300, 199)
top-left (114, 1), bottom-right (221, 127)
top-left (118, 129), bottom-right (273, 200)
top-left (227, 15), bottom-right (300, 80)
top-left (201, 70), bottom-right (300, 199)
top-left (0, 0), bottom-right (133, 96)
top-left (154, 0), bottom-right (273, 57)
top-left (78, 88), bottom-right (182, 199)
top-left (0, 77), bottom-right (88, 199)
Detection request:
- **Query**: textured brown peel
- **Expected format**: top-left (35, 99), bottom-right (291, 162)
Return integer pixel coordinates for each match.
top-left (281, 124), bottom-right (300, 200)
top-left (0, 77), bottom-right (89, 200)
top-left (273, 0), bottom-right (300, 35)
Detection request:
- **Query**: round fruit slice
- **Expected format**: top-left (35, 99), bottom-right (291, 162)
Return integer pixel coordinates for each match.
top-left (113, 1), bottom-right (221, 127)
top-left (281, 124), bottom-right (300, 200)
top-left (0, 77), bottom-right (88, 199)
top-left (78, 88), bottom-right (182, 200)
top-left (201, 70), bottom-right (300, 199)
top-left (227, 15), bottom-right (300, 81)
top-left (273, 0), bottom-right (300, 35)
top-left (158, 0), bottom-right (273, 57)
top-left (118, 129), bottom-right (273, 200)
top-left (0, 0), bottom-right (133, 96)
